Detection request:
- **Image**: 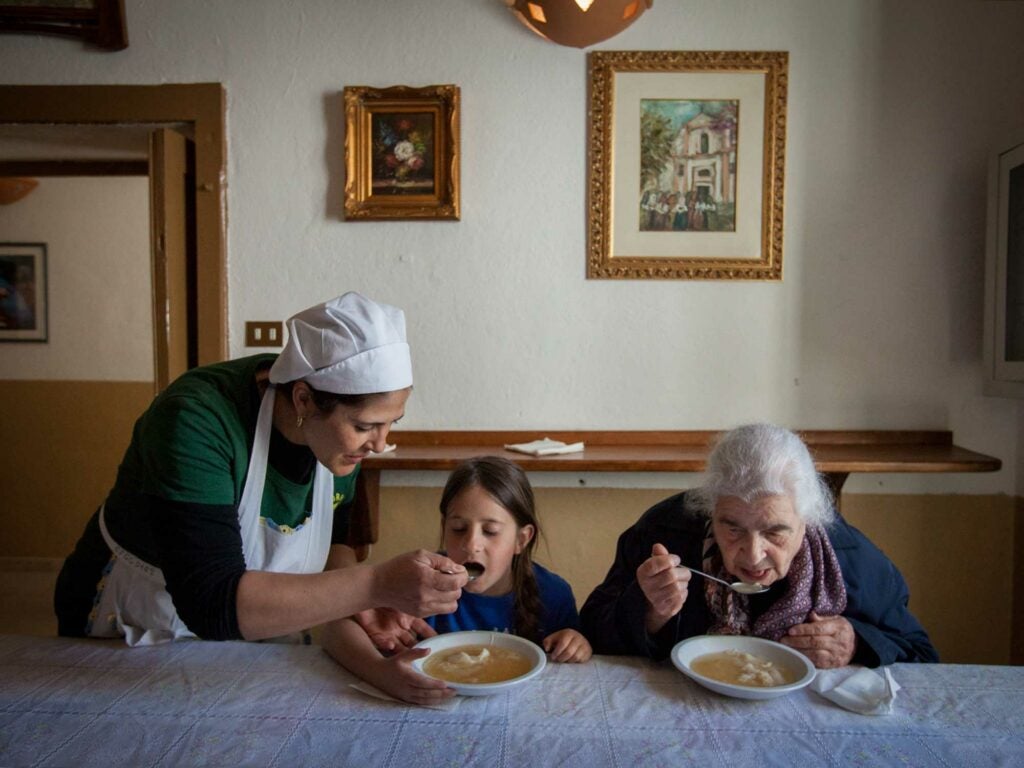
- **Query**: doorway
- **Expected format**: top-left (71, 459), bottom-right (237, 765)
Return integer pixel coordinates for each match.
top-left (0, 83), bottom-right (227, 563)
top-left (0, 83), bottom-right (227, 367)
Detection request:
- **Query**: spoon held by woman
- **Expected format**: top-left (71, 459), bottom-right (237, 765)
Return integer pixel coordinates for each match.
top-left (441, 562), bottom-right (484, 582)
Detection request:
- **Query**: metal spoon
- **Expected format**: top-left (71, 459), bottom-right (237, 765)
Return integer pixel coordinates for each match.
top-left (442, 562), bottom-right (484, 582)
top-left (679, 564), bottom-right (768, 594)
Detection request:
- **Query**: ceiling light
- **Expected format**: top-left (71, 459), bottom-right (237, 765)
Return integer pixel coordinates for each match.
top-left (507, 0), bottom-right (653, 48)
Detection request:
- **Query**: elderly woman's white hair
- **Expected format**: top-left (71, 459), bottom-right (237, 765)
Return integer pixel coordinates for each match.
top-left (689, 423), bottom-right (836, 528)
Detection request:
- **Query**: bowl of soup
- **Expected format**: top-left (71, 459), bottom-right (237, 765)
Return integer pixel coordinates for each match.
top-left (670, 635), bottom-right (815, 700)
top-left (412, 631), bottom-right (547, 696)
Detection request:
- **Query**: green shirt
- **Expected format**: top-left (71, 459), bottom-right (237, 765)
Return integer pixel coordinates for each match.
top-left (107, 353), bottom-right (357, 534)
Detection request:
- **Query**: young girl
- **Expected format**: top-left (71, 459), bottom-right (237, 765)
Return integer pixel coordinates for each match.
top-left (327, 456), bottom-right (591, 705)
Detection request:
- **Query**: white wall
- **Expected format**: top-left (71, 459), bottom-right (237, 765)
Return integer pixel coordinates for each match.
top-left (0, 0), bottom-right (1021, 494)
top-left (0, 177), bottom-right (152, 381)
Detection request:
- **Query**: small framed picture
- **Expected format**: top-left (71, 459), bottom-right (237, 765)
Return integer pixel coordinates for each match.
top-left (0, 242), bottom-right (47, 342)
top-left (343, 84), bottom-right (460, 220)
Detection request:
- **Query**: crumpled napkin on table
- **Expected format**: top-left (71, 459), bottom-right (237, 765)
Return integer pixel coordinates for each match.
top-left (369, 443), bottom-right (397, 455)
top-left (504, 438), bottom-right (585, 456)
top-left (349, 681), bottom-right (461, 711)
top-left (809, 666), bottom-right (901, 715)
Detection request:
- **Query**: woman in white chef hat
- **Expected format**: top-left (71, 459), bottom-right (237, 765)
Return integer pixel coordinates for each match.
top-left (55, 292), bottom-right (468, 647)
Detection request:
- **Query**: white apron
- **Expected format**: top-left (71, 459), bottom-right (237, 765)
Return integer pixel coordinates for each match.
top-left (90, 384), bottom-right (334, 646)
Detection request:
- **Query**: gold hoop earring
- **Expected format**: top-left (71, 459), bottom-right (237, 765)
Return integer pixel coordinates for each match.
top-left (296, 416), bottom-right (304, 428)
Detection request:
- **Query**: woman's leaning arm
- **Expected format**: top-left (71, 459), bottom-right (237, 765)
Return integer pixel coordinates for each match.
top-left (237, 546), bottom-right (465, 641)
top-left (149, 497), bottom-right (389, 641)
top-left (236, 562), bottom-right (379, 640)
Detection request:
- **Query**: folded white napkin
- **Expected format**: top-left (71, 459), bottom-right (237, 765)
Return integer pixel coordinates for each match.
top-left (504, 438), bottom-right (585, 456)
top-left (349, 681), bottom-right (460, 711)
top-left (369, 443), bottom-right (397, 455)
top-left (809, 666), bottom-right (900, 715)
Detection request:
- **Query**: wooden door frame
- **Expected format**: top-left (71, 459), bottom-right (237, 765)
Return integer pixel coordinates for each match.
top-left (0, 83), bottom-right (228, 364)
top-left (149, 127), bottom-right (191, 390)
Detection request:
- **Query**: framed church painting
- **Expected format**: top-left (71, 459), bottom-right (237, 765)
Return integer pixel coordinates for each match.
top-left (587, 51), bottom-right (788, 280)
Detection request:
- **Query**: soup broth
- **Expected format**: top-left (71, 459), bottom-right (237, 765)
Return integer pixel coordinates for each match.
top-left (690, 649), bottom-right (797, 688)
top-left (422, 644), bottom-right (533, 684)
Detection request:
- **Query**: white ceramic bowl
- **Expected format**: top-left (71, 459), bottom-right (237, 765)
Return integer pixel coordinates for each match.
top-left (670, 634), bottom-right (816, 700)
top-left (412, 630), bottom-right (547, 696)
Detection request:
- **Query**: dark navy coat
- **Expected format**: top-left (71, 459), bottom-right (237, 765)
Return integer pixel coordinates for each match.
top-left (580, 491), bottom-right (938, 666)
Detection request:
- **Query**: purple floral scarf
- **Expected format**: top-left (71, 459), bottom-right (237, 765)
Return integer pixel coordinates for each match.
top-left (702, 522), bottom-right (847, 641)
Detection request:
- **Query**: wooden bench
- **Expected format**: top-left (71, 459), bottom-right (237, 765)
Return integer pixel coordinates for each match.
top-left (345, 430), bottom-right (1002, 558)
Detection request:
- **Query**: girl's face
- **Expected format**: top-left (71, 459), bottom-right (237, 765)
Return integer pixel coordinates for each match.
top-left (299, 387), bottom-right (409, 476)
top-left (443, 484), bottom-right (534, 597)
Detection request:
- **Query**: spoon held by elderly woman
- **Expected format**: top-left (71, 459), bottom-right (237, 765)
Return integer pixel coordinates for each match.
top-left (678, 564), bottom-right (768, 594)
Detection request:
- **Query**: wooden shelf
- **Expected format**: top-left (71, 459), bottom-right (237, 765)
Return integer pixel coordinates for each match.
top-left (345, 430), bottom-right (1001, 558)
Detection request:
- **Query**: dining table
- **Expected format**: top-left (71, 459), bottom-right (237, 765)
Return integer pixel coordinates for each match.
top-left (1, 633), bottom-right (1021, 767)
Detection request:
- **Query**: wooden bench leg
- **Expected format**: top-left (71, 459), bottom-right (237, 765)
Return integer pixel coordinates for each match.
top-left (348, 468), bottom-right (381, 562)
top-left (823, 472), bottom-right (849, 511)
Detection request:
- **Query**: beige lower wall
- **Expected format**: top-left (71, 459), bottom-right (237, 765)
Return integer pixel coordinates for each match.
top-left (0, 380), bottom-right (154, 558)
top-left (842, 494), bottom-right (1017, 666)
top-left (364, 486), bottom-right (1020, 666)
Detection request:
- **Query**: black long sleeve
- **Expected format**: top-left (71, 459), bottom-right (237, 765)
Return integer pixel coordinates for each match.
top-left (148, 495), bottom-right (246, 640)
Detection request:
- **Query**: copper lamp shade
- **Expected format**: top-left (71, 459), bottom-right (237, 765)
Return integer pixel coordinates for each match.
top-left (507, 0), bottom-right (653, 48)
top-left (0, 177), bottom-right (38, 205)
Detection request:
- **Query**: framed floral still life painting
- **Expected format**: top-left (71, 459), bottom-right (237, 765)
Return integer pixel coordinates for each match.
top-left (0, 242), bottom-right (47, 342)
top-left (343, 84), bottom-right (460, 220)
top-left (587, 51), bottom-right (788, 280)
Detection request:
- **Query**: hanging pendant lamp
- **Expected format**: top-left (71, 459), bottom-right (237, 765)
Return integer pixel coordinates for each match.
top-left (0, 177), bottom-right (38, 205)
top-left (506, 0), bottom-right (654, 49)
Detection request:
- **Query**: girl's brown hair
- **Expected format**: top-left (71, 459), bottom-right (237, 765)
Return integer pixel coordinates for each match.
top-left (439, 456), bottom-right (543, 643)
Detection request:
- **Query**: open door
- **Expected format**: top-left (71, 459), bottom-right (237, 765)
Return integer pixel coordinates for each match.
top-left (0, 84), bottom-right (226, 567)
top-left (149, 128), bottom-right (196, 391)
top-left (0, 84), bottom-right (227, 366)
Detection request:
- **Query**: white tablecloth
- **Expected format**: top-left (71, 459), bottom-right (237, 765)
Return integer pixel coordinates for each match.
top-left (1, 634), bottom-right (1022, 767)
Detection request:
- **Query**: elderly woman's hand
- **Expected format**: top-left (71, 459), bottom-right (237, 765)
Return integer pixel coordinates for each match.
top-left (637, 543), bottom-right (691, 635)
top-left (781, 611), bottom-right (856, 668)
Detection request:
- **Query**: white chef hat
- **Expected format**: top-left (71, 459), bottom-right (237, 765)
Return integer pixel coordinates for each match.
top-left (268, 292), bottom-right (413, 394)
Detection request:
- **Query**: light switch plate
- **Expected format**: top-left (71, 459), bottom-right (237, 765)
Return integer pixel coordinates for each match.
top-left (245, 321), bottom-right (283, 347)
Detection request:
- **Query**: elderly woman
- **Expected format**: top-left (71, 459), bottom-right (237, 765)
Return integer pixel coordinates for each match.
top-left (55, 292), bottom-right (468, 647)
top-left (580, 424), bottom-right (938, 668)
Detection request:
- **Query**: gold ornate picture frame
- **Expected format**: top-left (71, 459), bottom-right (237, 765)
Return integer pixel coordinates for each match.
top-left (343, 84), bottom-right (460, 221)
top-left (587, 51), bottom-right (788, 280)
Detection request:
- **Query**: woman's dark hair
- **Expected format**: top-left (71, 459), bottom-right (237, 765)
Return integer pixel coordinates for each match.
top-left (276, 380), bottom-right (392, 415)
top-left (439, 456), bottom-right (543, 643)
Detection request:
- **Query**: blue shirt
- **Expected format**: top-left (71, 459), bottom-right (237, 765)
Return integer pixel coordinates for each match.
top-left (426, 562), bottom-right (580, 640)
